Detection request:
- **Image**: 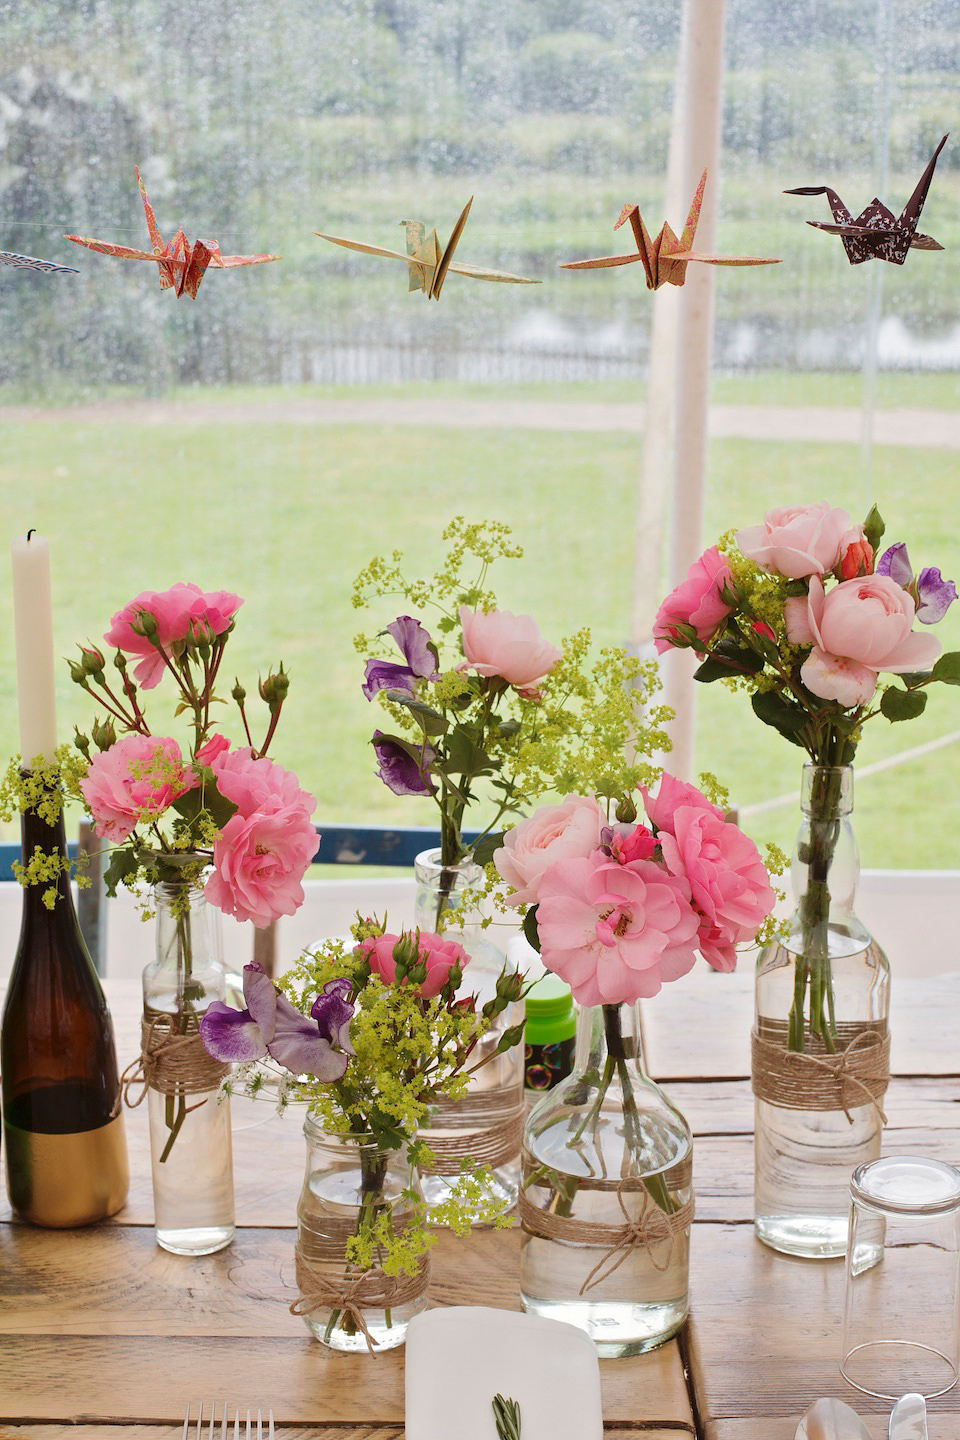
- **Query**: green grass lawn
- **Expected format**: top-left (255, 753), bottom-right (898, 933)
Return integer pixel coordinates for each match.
top-left (1, 382), bottom-right (958, 868)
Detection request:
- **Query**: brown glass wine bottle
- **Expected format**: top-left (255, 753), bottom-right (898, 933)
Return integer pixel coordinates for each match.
top-left (2, 796), bottom-right (129, 1225)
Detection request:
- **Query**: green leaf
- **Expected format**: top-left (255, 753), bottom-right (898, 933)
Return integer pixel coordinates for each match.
top-left (694, 635), bottom-right (765, 685)
top-left (522, 904), bottom-right (540, 952)
top-left (497, 719), bottom-right (521, 740)
top-left (901, 669), bottom-right (933, 690)
top-left (750, 689), bottom-right (809, 748)
top-left (863, 503), bottom-right (886, 551)
top-left (172, 772), bottom-right (238, 832)
top-left (471, 831), bottom-right (504, 868)
top-left (880, 686), bottom-right (928, 721)
top-left (444, 725), bottom-right (493, 777)
top-left (384, 689), bottom-right (449, 736)
top-left (931, 652), bottom-right (960, 686)
top-left (103, 846), bottom-right (140, 898)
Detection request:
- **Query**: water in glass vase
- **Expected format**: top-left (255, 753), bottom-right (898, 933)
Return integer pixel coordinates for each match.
top-left (753, 765), bottom-right (890, 1259)
top-left (520, 1003), bottom-right (691, 1356)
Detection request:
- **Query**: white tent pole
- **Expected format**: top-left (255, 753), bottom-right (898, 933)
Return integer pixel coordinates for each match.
top-left (631, 14), bottom-right (689, 649)
top-left (663, 0), bottom-right (728, 780)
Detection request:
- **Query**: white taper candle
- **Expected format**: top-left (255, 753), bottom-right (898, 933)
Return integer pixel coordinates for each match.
top-left (11, 530), bottom-right (58, 766)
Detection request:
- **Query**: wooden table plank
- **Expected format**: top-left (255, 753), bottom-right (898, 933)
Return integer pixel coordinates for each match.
top-left (687, 1222), bottom-right (960, 1428)
top-left (0, 1431), bottom-right (690, 1440)
top-left (639, 970), bottom-right (960, 1081)
top-left (706, 1422), bottom-right (957, 1440)
top-left (0, 1223), bottom-right (693, 1428)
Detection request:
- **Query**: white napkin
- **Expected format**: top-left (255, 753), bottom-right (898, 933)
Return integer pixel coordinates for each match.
top-left (405, 1306), bottom-right (603, 1440)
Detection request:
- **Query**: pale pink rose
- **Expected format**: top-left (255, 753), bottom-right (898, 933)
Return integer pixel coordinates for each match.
top-left (494, 795), bottom-right (606, 907)
top-left (205, 802), bottom-right (320, 928)
top-left (653, 548), bottom-right (734, 655)
top-left (459, 606), bottom-right (562, 688)
top-left (536, 853), bottom-right (700, 1005)
top-left (785, 574), bottom-right (941, 706)
top-left (641, 773), bottom-right (724, 836)
top-left (658, 807), bottom-right (775, 972)
top-left (80, 734), bottom-right (191, 843)
top-left (360, 930), bottom-right (469, 1000)
top-left (210, 745), bottom-right (316, 819)
top-left (736, 503), bottom-right (860, 580)
top-left (195, 733), bottom-right (231, 768)
top-left (105, 583), bottom-right (243, 689)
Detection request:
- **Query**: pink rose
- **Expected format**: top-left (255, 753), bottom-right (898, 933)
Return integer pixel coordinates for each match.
top-left (653, 547), bottom-right (734, 655)
top-left (536, 854), bottom-right (700, 1005)
top-left (459, 606), bottom-right (562, 688)
top-left (361, 930), bottom-right (469, 1000)
top-left (195, 733), bottom-right (231, 769)
top-left (608, 824), bottom-right (657, 865)
top-left (210, 745), bottom-right (315, 819)
top-left (205, 803), bottom-right (321, 928)
top-left (641, 773), bottom-right (723, 836)
top-left (839, 537), bottom-right (873, 581)
top-left (785, 574), bottom-right (942, 707)
top-left (80, 734), bottom-right (191, 843)
top-left (658, 806), bottom-right (775, 972)
top-left (736, 503), bottom-right (860, 580)
top-left (104, 583), bottom-right (243, 689)
top-left (494, 795), bottom-right (605, 906)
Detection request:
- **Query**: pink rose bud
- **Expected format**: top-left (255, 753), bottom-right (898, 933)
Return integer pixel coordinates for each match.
top-left (839, 537), bottom-right (874, 580)
top-left (753, 621), bottom-right (776, 642)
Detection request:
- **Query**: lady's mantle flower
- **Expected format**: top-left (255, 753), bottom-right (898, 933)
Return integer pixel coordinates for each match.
top-left (200, 964), bottom-right (354, 1078)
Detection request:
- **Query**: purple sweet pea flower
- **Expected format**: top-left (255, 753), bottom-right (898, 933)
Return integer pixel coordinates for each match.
top-left (877, 543), bottom-right (958, 624)
top-left (362, 615), bottom-right (438, 700)
top-left (371, 730), bottom-right (436, 796)
top-left (311, 976), bottom-right (354, 1051)
top-left (200, 963), bottom-right (354, 1079)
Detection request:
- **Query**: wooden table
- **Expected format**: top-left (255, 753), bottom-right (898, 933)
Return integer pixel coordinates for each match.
top-left (2, 971), bottom-right (958, 1438)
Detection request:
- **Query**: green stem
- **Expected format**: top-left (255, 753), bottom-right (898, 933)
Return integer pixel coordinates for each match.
top-left (787, 763), bottom-right (843, 1054)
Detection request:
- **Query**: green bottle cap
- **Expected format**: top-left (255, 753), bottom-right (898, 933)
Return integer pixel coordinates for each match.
top-left (524, 974), bottom-right (576, 1045)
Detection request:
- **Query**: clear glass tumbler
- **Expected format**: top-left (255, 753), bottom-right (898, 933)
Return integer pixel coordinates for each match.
top-left (840, 1155), bottom-right (960, 1400)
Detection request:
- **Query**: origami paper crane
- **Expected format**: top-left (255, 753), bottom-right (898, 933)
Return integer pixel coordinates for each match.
top-left (785, 134), bottom-right (949, 266)
top-left (0, 250), bottom-right (78, 274)
top-left (560, 169), bottom-right (780, 289)
top-left (65, 169), bottom-right (280, 298)
top-left (315, 197), bottom-right (539, 300)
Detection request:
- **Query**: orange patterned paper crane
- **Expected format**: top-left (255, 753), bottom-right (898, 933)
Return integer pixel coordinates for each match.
top-left (561, 170), bottom-right (779, 289)
top-left (66, 169), bottom-right (280, 298)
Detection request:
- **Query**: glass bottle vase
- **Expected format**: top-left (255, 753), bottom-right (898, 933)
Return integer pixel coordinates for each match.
top-left (520, 1001), bottom-right (692, 1357)
top-left (294, 1118), bottom-right (428, 1352)
top-left (754, 764), bottom-right (890, 1259)
top-left (414, 848), bottom-right (523, 1218)
top-left (142, 882), bottom-right (236, 1255)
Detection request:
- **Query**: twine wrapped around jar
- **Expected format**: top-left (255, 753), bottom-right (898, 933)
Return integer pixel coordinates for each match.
top-left (121, 1015), bottom-right (230, 1108)
top-left (751, 1019), bottom-right (890, 1124)
top-left (519, 1176), bottom-right (694, 1295)
top-left (420, 1083), bottom-right (524, 1177)
top-left (290, 1218), bottom-right (429, 1354)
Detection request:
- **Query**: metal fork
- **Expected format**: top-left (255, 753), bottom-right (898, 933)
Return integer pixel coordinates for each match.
top-left (181, 1403), bottom-right (275, 1438)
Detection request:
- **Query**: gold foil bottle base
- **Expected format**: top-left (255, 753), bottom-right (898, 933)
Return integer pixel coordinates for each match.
top-left (5, 1113), bottom-right (130, 1227)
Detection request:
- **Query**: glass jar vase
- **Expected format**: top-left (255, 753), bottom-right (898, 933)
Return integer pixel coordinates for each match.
top-left (520, 1001), bottom-right (693, 1356)
top-left (141, 882), bottom-right (236, 1255)
top-left (753, 764), bottom-right (890, 1259)
top-left (414, 848), bottom-right (523, 1218)
top-left (293, 1118), bottom-right (428, 1352)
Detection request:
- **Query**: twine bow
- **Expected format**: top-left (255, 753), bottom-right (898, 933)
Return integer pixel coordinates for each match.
top-left (291, 1251), bottom-right (429, 1355)
top-left (120, 1015), bottom-right (230, 1108)
top-left (751, 1025), bottom-right (890, 1125)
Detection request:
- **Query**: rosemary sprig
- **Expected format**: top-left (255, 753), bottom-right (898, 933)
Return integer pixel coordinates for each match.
top-left (492, 1394), bottom-right (522, 1440)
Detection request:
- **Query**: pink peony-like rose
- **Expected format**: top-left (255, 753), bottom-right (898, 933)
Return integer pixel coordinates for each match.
top-left (736, 503), bottom-right (860, 580)
top-left (195, 733), bottom-right (231, 769)
top-left (785, 574), bottom-right (942, 707)
top-left (205, 803), bottom-right (321, 928)
top-left (204, 747), bottom-right (319, 927)
top-left (360, 930), bottom-right (469, 1000)
top-left (536, 853), bottom-right (700, 1005)
top-left (653, 547), bottom-right (734, 656)
top-left (104, 583), bottom-right (243, 689)
top-left (459, 606), bottom-right (562, 689)
top-left (658, 806), bottom-right (775, 972)
top-left (607, 824), bottom-right (657, 865)
top-left (80, 734), bottom-right (191, 843)
top-left (210, 745), bottom-right (315, 819)
top-left (641, 773), bottom-right (724, 836)
top-left (494, 795), bottom-right (606, 907)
